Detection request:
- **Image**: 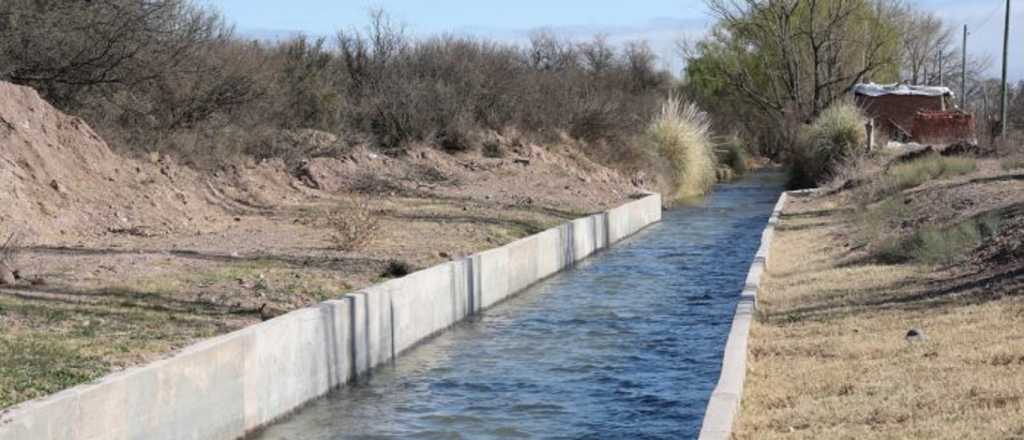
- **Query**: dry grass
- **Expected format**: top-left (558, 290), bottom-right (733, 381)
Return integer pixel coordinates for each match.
top-left (644, 96), bottom-right (716, 199)
top-left (736, 195), bottom-right (1024, 439)
top-left (862, 154), bottom-right (977, 202)
top-left (325, 198), bottom-right (382, 251)
top-left (790, 102), bottom-right (868, 187)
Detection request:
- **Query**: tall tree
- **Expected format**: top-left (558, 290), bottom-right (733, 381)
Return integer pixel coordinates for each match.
top-left (685, 0), bottom-right (904, 153)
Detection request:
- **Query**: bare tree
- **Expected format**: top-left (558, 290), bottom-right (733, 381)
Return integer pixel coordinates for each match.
top-left (579, 34), bottom-right (616, 73)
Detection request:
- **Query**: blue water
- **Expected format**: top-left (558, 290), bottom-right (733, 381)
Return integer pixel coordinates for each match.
top-left (251, 172), bottom-right (784, 440)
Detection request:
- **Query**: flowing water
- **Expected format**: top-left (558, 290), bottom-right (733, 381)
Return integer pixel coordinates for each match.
top-left (252, 172), bottom-right (785, 440)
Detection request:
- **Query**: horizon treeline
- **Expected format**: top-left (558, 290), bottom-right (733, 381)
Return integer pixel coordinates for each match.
top-left (2, 0), bottom-right (1021, 183)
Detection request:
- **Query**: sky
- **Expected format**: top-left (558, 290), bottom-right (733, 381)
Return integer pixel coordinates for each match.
top-left (204, 0), bottom-right (1022, 79)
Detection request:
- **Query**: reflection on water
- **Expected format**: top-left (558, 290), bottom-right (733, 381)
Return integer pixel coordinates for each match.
top-left (252, 172), bottom-right (784, 440)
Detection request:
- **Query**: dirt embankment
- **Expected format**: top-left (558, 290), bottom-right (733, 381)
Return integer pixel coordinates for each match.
top-left (0, 81), bottom-right (646, 409)
top-left (736, 151), bottom-right (1024, 439)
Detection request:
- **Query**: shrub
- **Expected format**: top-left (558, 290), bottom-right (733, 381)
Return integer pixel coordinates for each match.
top-left (381, 259), bottom-right (412, 278)
top-left (644, 97), bottom-right (717, 198)
top-left (877, 215), bottom-right (1000, 264)
top-left (2, 6), bottom-right (673, 174)
top-left (864, 154), bottom-right (977, 201)
top-left (326, 199), bottom-right (381, 251)
top-left (790, 102), bottom-right (867, 188)
top-left (716, 135), bottom-right (750, 176)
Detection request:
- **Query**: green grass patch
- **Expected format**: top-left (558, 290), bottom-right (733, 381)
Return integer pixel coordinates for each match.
top-left (715, 138), bottom-right (750, 177)
top-left (877, 215), bottom-right (1000, 265)
top-left (0, 334), bottom-right (108, 408)
top-left (1001, 158), bottom-right (1024, 171)
top-left (867, 154), bottom-right (977, 201)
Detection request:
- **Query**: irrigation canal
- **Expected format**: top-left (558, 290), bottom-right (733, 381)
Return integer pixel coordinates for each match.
top-left (252, 172), bottom-right (785, 439)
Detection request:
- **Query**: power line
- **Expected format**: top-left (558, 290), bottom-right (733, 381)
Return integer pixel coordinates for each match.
top-left (972, 1), bottom-right (1004, 29)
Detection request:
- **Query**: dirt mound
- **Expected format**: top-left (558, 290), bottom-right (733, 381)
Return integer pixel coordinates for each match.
top-left (0, 81), bottom-right (227, 243)
top-left (0, 80), bottom-right (642, 247)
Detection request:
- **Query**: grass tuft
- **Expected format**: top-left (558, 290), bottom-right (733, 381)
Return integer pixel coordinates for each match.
top-left (877, 215), bottom-right (1000, 265)
top-left (644, 96), bottom-right (717, 199)
top-left (716, 135), bottom-right (750, 177)
top-left (866, 154), bottom-right (977, 202)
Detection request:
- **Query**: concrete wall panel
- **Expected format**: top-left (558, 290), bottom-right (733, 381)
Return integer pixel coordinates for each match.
top-left (477, 247), bottom-right (509, 309)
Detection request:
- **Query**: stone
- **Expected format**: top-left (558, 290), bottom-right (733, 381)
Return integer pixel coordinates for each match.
top-left (905, 328), bottom-right (927, 343)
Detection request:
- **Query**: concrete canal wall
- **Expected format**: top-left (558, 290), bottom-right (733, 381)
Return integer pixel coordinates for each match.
top-left (0, 194), bottom-right (662, 440)
top-left (697, 190), bottom-right (791, 440)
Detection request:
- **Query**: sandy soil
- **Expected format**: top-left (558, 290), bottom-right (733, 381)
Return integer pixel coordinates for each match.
top-left (736, 157), bottom-right (1024, 439)
top-left (0, 81), bottom-right (648, 408)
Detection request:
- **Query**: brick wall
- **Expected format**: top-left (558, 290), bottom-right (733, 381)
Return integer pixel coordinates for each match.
top-left (912, 111), bottom-right (976, 144)
top-left (855, 94), bottom-right (945, 139)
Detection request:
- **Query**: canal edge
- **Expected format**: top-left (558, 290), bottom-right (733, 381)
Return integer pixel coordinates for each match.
top-left (697, 189), bottom-right (811, 440)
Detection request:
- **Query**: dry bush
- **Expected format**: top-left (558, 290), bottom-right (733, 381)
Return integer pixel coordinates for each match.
top-left (644, 96), bottom-right (717, 198)
top-left (789, 102), bottom-right (868, 188)
top-left (326, 199), bottom-right (381, 251)
top-left (2, 5), bottom-right (672, 175)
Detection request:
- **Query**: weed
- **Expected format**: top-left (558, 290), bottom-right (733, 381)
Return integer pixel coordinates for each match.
top-left (877, 215), bottom-right (1000, 264)
top-left (326, 198), bottom-right (382, 251)
top-left (381, 259), bottom-right (413, 278)
top-left (866, 154), bottom-right (977, 201)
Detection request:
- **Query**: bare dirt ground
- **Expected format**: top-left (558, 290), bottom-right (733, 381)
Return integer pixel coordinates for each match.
top-left (736, 157), bottom-right (1024, 439)
top-left (0, 81), bottom-right (647, 408)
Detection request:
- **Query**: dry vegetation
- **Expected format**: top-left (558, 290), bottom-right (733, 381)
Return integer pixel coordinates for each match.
top-left (737, 154), bottom-right (1024, 439)
top-left (643, 97), bottom-right (718, 199)
top-left (0, 2), bottom-right (678, 182)
top-left (325, 198), bottom-right (382, 251)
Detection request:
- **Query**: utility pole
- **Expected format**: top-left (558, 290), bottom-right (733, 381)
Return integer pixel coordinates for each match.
top-left (961, 25), bottom-right (968, 109)
top-left (999, 0), bottom-right (1011, 139)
